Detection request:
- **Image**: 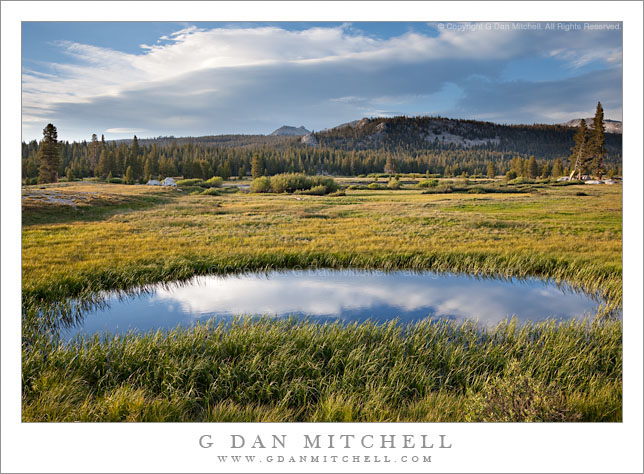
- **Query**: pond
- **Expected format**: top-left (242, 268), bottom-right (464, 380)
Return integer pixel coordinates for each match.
top-left (57, 269), bottom-right (605, 340)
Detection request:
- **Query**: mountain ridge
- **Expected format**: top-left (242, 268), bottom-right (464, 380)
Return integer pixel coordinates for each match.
top-left (560, 118), bottom-right (622, 134)
top-left (309, 115), bottom-right (621, 160)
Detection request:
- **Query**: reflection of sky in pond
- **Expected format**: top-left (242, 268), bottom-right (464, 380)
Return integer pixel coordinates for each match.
top-left (63, 270), bottom-right (602, 339)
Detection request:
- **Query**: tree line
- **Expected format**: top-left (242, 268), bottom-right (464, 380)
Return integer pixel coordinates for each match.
top-left (25, 104), bottom-right (620, 184)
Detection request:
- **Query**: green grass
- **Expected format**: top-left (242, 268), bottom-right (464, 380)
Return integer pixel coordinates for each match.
top-left (21, 180), bottom-right (623, 422)
top-left (22, 317), bottom-right (621, 422)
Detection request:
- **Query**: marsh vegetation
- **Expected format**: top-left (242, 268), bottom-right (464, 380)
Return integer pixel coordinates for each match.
top-left (21, 180), bottom-right (622, 422)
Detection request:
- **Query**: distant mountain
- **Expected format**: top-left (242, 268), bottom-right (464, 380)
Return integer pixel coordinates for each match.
top-left (313, 115), bottom-right (621, 160)
top-left (270, 125), bottom-right (311, 136)
top-left (561, 118), bottom-right (622, 134)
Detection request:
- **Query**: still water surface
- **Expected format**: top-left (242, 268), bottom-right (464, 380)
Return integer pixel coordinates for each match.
top-left (62, 270), bottom-right (602, 339)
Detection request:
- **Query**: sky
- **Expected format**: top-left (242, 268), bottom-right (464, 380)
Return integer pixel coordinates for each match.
top-left (21, 21), bottom-right (623, 142)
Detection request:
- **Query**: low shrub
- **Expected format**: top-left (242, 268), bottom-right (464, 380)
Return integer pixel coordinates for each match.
top-left (388, 178), bottom-right (401, 190)
top-left (200, 188), bottom-right (221, 196)
top-left (422, 184), bottom-right (454, 194)
top-left (464, 361), bottom-right (583, 422)
top-left (367, 183), bottom-right (386, 190)
top-left (250, 174), bottom-right (338, 195)
top-left (295, 185), bottom-right (327, 196)
top-left (270, 173), bottom-right (311, 193)
top-left (310, 175), bottom-right (338, 194)
top-left (219, 186), bottom-right (239, 194)
top-left (508, 177), bottom-right (535, 185)
top-left (176, 178), bottom-right (204, 187)
top-left (250, 176), bottom-right (272, 193)
top-left (552, 180), bottom-right (585, 186)
top-left (204, 176), bottom-right (224, 188)
top-left (417, 179), bottom-right (439, 188)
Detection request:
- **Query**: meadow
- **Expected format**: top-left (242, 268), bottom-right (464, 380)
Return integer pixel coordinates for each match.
top-left (21, 179), bottom-right (622, 421)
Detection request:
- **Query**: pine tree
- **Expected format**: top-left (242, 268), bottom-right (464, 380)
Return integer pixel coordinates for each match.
top-left (569, 119), bottom-right (591, 180)
top-left (487, 162), bottom-right (497, 179)
top-left (37, 124), bottom-right (61, 183)
top-left (527, 156), bottom-right (539, 179)
top-left (384, 155), bottom-right (395, 174)
top-left (89, 133), bottom-right (100, 169)
top-left (222, 161), bottom-right (231, 180)
top-left (589, 102), bottom-right (606, 178)
top-left (251, 153), bottom-right (264, 178)
top-left (143, 158), bottom-right (153, 181)
top-left (131, 135), bottom-right (140, 157)
top-left (541, 162), bottom-right (552, 178)
top-left (125, 165), bottom-right (135, 184)
top-left (97, 149), bottom-right (109, 178)
top-left (552, 159), bottom-right (563, 178)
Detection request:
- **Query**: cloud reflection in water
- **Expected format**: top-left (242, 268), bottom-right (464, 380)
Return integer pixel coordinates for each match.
top-left (65, 270), bottom-right (601, 339)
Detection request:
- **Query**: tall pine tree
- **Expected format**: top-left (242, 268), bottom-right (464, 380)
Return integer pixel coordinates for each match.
top-left (251, 153), bottom-right (264, 178)
top-left (569, 119), bottom-right (591, 180)
top-left (37, 124), bottom-right (61, 183)
top-left (487, 161), bottom-right (496, 179)
top-left (589, 102), bottom-right (606, 178)
top-left (89, 133), bottom-right (100, 170)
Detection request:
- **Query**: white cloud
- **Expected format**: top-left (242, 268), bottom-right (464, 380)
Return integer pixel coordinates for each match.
top-left (21, 23), bottom-right (623, 140)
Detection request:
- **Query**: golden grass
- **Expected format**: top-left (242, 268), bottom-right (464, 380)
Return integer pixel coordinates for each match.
top-left (22, 182), bottom-right (622, 308)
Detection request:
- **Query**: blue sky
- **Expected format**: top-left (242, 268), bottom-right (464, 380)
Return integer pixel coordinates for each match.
top-left (22, 22), bottom-right (622, 141)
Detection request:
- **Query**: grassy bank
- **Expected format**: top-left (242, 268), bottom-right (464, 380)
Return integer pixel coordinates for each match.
top-left (22, 317), bottom-right (622, 422)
